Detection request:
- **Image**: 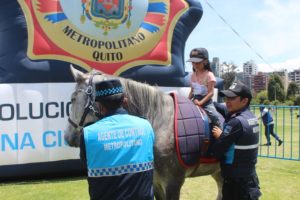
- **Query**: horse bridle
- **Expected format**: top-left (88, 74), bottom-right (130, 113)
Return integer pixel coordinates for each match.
top-left (68, 74), bottom-right (102, 132)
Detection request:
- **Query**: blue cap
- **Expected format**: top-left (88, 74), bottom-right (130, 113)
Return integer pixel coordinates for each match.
top-left (95, 79), bottom-right (123, 100)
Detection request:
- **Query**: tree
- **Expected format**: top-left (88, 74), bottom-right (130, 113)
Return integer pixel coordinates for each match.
top-left (287, 82), bottom-right (299, 100)
top-left (255, 90), bottom-right (268, 104)
top-left (220, 62), bottom-right (238, 89)
top-left (267, 74), bottom-right (285, 102)
top-left (295, 95), bottom-right (300, 106)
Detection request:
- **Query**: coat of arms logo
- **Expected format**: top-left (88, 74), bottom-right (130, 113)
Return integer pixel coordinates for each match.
top-left (18, 0), bottom-right (189, 74)
top-left (81, 0), bottom-right (132, 35)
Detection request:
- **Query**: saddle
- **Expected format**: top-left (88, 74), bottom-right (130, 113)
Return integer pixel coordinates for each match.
top-left (170, 93), bottom-right (219, 168)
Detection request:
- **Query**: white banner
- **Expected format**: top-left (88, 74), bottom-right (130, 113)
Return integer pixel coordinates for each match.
top-left (0, 83), bottom-right (218, 167)
top-left (0, 83), bottom-right (79, 166)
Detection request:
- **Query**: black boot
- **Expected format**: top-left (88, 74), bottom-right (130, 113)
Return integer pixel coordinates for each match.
top-left (278, 139), bottom-right (283, 146)
top-left (262, 143), bottom-right (271, 146)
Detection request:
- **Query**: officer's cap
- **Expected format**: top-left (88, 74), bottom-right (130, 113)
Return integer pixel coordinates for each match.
top-left (219, 81), bottom-right (252, 99)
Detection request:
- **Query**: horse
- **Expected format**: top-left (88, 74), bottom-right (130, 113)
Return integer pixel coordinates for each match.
top-left (65, 66), bottom-right (223, 200)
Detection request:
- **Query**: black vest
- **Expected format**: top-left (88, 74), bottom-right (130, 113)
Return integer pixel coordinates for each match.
top-left (221, 108), bottom-right (259, 178)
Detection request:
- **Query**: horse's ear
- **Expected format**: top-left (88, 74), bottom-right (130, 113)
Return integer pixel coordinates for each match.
top-left (92, 69), bottom-right (103, 74)
top-left (70, 64), bottom-right (87, 82)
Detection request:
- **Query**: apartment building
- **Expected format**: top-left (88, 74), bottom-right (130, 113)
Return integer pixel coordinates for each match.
top-left (251, 72), bottom-right (268, 93)
top-left (289, 68), bottom-right (300, 86)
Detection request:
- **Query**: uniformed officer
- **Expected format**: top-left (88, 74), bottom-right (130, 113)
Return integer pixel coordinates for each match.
top-left (258, 106), bottom-right (283, 146)
top-left (212, 81), bottom-right (262, 200)
top-left (80, 79), bottom-right (155, 200)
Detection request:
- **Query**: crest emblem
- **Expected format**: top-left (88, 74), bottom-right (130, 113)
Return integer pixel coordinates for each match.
top-left (18, 0), bottom-right (189, 74)
top-left (229, 82), bottom-right (237, 90)
top-left (81, 0), bottom-right (132, 35)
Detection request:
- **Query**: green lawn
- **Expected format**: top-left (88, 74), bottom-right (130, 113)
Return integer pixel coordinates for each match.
top-left (1, 158), bottom-right (299, 200)
top-left (181, 158), bottom-right (300, 200)
top-left (1, 106), bottom-right (299, 199)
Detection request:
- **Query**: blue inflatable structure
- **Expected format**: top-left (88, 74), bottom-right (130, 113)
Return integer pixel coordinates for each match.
top-left (0, 0), bottom-right (222, 179)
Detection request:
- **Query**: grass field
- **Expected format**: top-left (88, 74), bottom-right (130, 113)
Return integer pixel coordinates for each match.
top-left (1, 158), bottom-right (299, 200)
top-left (1, 106), bottom-right (299, 199)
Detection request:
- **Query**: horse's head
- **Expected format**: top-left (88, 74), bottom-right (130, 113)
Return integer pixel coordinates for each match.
top-left (64, 66), bottom-right (107, 147)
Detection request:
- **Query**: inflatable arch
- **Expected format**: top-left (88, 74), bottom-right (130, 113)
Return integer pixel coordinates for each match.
top-left (0, 0), bottom-right (218, 179)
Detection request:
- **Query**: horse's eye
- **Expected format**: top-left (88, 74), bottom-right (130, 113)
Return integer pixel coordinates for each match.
top-left (71, 97), bottom-right (76, 103)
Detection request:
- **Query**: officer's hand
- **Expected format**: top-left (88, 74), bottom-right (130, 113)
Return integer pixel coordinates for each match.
top-left (212, 126), bottom-right (222, 139)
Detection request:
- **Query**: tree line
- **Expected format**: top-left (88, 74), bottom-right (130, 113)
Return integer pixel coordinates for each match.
top-left (252, 74), bottom-right (300, 105)
top-left (220, 63), bottom-right (300, 105)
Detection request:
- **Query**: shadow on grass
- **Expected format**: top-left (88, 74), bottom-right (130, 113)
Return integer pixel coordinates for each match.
top-left (0, 172), bottom-right (86, 186)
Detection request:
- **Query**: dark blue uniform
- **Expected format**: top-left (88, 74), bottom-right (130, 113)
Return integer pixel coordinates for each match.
top-left (212, 107), bottom-right (262, 200)
top-left (260, 107), bottom-right (282, 145)
top-left (80, 108), bottom-right (155, 200)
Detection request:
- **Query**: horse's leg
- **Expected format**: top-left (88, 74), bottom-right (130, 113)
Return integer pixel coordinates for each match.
top-left (165, 175), bottom-right (185, 200)
top-left (153, 169), bottom-right (185, 200)
top-left (154, 184), bottom-right (165, 200)
top-left (153, 172), bottom-right (166, 200)
top-left (153, 157), bottom-right (185, 200)
top-left (211, 170), bottom-right (223, 200)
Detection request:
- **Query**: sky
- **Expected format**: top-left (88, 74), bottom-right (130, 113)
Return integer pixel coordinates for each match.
top-left (185, 0), bottom-right (300, 72)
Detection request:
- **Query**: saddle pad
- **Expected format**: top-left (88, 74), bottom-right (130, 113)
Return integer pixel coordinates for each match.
top-left (170, 93), bottom-right (214, 168)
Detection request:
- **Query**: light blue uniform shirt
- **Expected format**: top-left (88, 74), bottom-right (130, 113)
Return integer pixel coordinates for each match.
top-left (83, 114), bottom-right (155, 177)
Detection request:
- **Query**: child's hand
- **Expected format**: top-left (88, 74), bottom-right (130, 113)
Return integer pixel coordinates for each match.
top-left (193, 99), bottom-right (202, 106)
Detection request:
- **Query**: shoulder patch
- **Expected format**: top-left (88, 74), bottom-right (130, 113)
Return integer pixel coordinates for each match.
top-left (223, 125), bottom-right (233, 136)
top-left (248, 118), bottom-right (258, 126)
top-left (253, 125), bottom-right (259, 133)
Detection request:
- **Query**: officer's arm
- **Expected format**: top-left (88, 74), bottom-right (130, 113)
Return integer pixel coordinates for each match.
top-left (211, 118), bottom-right (243, 159)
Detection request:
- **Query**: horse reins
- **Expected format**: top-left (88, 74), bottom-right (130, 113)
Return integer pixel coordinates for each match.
top-left (68, 74), bottom-right (102, 132)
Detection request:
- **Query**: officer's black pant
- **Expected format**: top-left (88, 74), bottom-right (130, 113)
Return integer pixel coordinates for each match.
top-left (222, 176), bottom-right (262, 200)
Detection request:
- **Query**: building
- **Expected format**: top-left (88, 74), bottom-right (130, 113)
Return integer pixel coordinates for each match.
top-left (243, 60), bottom-right (258, 90)
top-left (243, 60), bottom-right (257, 76)
top-left (252, 72), bottom-right (268, 93)
top-left (243, 74), bottom-right (252, 90)
top-left (289, 68), bottom-right (300, 87)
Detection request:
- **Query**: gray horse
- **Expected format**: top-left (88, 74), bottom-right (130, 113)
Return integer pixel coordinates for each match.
top-left (65, 66), bottom-right (223, 200)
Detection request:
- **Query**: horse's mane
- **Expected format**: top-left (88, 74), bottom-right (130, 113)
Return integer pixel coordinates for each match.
top-left (88, 71), bottom-right (172, 128)
top-left (122, 78), bottom-right (166, 120)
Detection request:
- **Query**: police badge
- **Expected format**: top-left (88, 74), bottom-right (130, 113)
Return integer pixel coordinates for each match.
top-left (81, 0), bottom-right (132, 35)
top-left (17, 0), bottom-right (194, 78)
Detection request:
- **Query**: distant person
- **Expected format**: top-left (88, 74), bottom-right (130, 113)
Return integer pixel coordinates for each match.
top-left (187, 47), bottom-right (221, 128)
top-left (258, 106), bottom-right (283, 146)
top-left (211, 81), bottom-right (262, 200)
top-left (80, 79), bottom-right (155, 200)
